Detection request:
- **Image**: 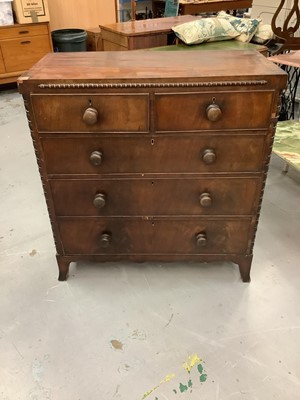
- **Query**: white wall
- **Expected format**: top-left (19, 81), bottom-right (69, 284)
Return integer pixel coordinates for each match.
top-left (251, 0), bottom-right (293, 25)
top-left (48, 0), bottom-right (116, 31)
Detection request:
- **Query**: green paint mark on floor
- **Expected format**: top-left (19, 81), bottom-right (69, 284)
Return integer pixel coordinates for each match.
top-left (197, 364), bottom-right (203, 374)
top-left (140, 354), bottom-right (207, 399)
top-left (179, 383), bottom-right (188, 393)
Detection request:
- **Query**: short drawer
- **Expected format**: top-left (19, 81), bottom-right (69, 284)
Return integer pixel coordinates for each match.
top-left (1, 35), bottom-right (51, 73)
top-left (58, 218), bottom-right (251, 255)
top-left (42, 134), bottom-right (266, 174)
top-left (0, 24), bottom-right (49, 39)
top-left (155, 91), bottom-right (274, 131)
top-left (32, 94), bottom-right (149, 133)
top-left (50, 178), bottom-right (261, 216)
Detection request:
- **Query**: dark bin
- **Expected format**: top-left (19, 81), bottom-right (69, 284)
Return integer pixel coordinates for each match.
top-left (51, 29), bottom-right (87, 52)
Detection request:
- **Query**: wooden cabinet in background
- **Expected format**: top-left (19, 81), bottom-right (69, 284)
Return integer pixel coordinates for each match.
top-left (86, 28), bottom-right (102, 51)
top-left (0, 22), bottom-right (52, 84)
top-left (99, 15), bottom-right (199, 51)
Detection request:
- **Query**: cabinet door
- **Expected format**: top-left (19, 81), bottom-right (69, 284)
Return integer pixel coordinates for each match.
top-left (1, 35), bottom-right (51, 73)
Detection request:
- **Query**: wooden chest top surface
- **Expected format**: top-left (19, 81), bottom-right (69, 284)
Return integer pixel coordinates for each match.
top-left (18, 50), bottom-right (287, 88)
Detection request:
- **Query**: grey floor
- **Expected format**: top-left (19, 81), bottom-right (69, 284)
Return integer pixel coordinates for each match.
top-left (0, 88), bottom-right (300, 400)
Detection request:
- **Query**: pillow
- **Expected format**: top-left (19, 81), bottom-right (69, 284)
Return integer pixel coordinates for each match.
top-left (252, 22), bottom-right (274, 44)
top-left (217, 11), bottom-right (261, 43)
top-left (172, 18), bottom-right (240, 45)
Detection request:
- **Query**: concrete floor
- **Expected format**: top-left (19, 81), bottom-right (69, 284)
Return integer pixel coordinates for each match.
top-left (0, 88), bottom-right (300, 400)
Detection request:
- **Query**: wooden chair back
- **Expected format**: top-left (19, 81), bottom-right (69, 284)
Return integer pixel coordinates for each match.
top-left (271, 0), bottom-right (300, 53)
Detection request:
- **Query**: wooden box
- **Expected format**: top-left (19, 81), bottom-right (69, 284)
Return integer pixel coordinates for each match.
top-left (12, 0), bottom-right (50, 24)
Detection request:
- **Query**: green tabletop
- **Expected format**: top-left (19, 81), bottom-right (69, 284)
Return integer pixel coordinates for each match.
top-left (149, 40), bottom-right (268, 53)
top-left (273, 120), bottom-right (300, 171)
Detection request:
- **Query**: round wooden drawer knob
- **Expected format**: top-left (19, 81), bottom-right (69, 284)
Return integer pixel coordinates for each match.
top-left (93, 193), bottom-right (106, 209)
top-left (206, 103), bottom-right (222, 122)
top-left (202, 149), bottom-right (216, 165)
top-left (83, 107), bottom-right (99, 125)
top-left (199, 193), bottom-right (212, 208)
top-left (99, 233), bottom-right (111, 248)
top-left (90, 151), bottom-right (102, 166)
top-left (196, 233), bottom-right (207, 247)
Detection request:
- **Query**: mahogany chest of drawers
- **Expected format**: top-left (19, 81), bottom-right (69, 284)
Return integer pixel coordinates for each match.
top-left (18, 51), bottom-right (286, 282)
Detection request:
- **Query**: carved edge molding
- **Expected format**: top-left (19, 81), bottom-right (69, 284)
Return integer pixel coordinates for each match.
top-left (23, 96), bottom-right (62, 254)
top-left (38, 80), bottom-right (268, 89)
top-left (248, 95), bottom-right (282, 254)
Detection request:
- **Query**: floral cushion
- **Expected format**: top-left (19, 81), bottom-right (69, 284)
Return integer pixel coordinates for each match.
top-left (172, 18), bottom-right (240, 45)
top-left (252, 22), bottom-right (274, 44)
top-left (217, 11), bottom-right (261, 43)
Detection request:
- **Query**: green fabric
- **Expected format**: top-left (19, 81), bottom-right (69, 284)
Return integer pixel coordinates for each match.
top-left (149, 41), bottom-right (266, 52)
top-left (274, 120), bottom-right (300, 171)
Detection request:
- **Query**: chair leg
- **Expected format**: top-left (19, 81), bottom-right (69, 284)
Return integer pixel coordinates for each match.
top-left (282, 162), bottom-right (289, 174)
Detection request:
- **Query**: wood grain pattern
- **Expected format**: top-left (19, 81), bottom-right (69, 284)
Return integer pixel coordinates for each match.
top-left (18, 51), bottom-right (287, 83)
top-left (58, 218), bottom-right (252, 255)
top-left (154, 91), bottom-right (274, 131)
top-left (32, 94), bottom-right (149, 132)
top-left (50, 177), bottom-right (262, 216)
top-left (41, 135), bottom-right (266, 174)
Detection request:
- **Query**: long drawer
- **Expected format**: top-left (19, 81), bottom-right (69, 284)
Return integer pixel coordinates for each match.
top-left (31, 94), bottom-right (149, 133)
top-left (58, 218), bottom-right (252, 255)
top-left (0, 24), bottom-right (49, 39)
top-left (155, 91), bottom-right (274, 131)
top-left (50, 177), bottom-right (261, 216)
top-left (41, 134), bottom-right (266, 175)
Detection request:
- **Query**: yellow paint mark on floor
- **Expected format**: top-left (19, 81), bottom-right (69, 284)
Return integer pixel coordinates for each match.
top-left (182, 354), bottom-right (201, 373)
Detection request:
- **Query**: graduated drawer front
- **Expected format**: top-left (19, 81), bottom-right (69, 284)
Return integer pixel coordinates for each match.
top-left (58, 218), bottom-right (251, 255)
top-left (1, 35), bottom-right (50, 73)
top-left (42, 134), bottom-right (266, 175)
top-left (50, 178), bottom-right (261, 216)
top-left (0, 24), bottom-right (49, 39)
top-left (32, 94), bottom-right (149, 133)
top-left (155, 91), bottom-right (274, 131)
